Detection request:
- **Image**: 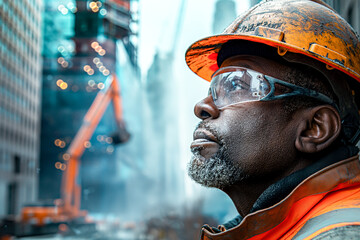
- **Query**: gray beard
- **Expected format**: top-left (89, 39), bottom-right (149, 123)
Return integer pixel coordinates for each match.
top-left (187, 144), bottom-right (248, 189)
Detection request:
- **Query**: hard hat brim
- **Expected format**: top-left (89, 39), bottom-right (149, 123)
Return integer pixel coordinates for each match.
top-left (185, 34), bottom-right (360, 83)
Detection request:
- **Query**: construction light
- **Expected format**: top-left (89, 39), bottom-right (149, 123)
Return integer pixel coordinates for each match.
top-left (88, 80), bottom-right (95, 87)
top-left (100, 9), bottom-right (107, 16)
top-left (84, 65), bottom-right (91, 72)
top-left (93, 57), bottom-right (100, 64)
top-left (103, 70), bottom-right (110, 76)
top-left (55, 139), bottom-right (61, 146)
top-left (91, 42), bottom-right (99, 49)
top-left (61, 8), bottom-right (69, 15)
top-left (55, 162), bottom-right (62, 169)
top-left (60, 164), bottom-right (66, 171)
top-left (99, 49), bottom-right (106, 56)
top-left (84, 141), bottom-right (92, 148)
top-left (63, 153), bottom-right (70, 161)
top-left (59, 141), bottom-right (66, 148)
top-left (61, 61), bottom-right (69, 68)
top-left (88, 69), bottom-right (94, 75)
top-left (57, 57), bottom-right (65, 64)
top-left (97, 135), bottom-right (103, 142)
top-left (99, 66), bottom-right (105, 72)
top-left (60, 82), bottom-right (68, 90)
top-left (98, 83), bottom-right (105, 89)
top-left (107, 146), bottom-right (114, 153)
top-left (89, 1), bottom-right (97, 8)
top-left (56, 79), bottom-right (63, 85)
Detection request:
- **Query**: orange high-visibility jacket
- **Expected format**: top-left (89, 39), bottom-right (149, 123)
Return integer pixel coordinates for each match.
top-left (201, 156), bottom-right (360, 240)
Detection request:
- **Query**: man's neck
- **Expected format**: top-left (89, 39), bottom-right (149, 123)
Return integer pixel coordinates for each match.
top-left (223, 144), bottom-right (359, 218)
top-left (223, 157), bottom-right (312, 217)
top-left (223, 181), bottom-right (270, 217)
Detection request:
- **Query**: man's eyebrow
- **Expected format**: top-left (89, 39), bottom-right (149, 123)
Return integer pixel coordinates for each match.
top-left (236, 63), bottom-right (265, 72)
top-left (241, 64), bottom-right (252, 69)
top-left (229, 63), bottom-right (252, 69)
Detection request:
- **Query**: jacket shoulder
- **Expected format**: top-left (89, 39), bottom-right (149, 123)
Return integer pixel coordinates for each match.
top-left (312, 225), bottom-right (360, 240)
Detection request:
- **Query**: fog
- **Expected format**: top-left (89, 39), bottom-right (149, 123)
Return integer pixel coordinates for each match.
top-left (0, 0), bottom-right (250, 239)
top-left (101, 0), bottom-right (250, 233)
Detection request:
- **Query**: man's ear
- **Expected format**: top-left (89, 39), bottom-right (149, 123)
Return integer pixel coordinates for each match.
top-left (295, 105), bottom-right (341, 153)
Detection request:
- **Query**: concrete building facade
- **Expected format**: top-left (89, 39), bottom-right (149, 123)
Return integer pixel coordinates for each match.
top-left (324, 0), bottom-right (360, 34)
top-left (0, 0), bottom-right (43, 217)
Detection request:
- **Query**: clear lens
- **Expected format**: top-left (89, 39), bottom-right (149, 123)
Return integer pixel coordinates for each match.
top-left (210, 67), bottom-right (270, 108)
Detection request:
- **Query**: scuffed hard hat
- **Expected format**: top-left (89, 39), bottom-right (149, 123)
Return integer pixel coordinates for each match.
top-left (185, 0), bottom-right (360, 144)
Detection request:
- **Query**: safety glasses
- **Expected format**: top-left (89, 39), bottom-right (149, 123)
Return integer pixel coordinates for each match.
top-left (209, 66), bottom-right (335, 109)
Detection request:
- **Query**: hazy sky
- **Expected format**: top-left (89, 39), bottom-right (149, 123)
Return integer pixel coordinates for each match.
top-left (137, 0), bottom-right (250, 197)
top-left (137, 0), bottom-right (250, 76)
top-left (136, 0), bottom-right (251, 213)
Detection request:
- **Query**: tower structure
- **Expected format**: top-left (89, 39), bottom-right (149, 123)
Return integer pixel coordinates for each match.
top-left (39, 0), bottom-right (137, 214)
top-left (212, 0), bottom-right (237, 34)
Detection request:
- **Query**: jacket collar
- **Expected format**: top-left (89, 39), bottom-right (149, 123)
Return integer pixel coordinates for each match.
top-left (202, 149), bottom-right (360, 239)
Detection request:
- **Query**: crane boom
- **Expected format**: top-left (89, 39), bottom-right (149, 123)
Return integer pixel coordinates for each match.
top-left (14, 74), bottom-right (129, 235)
top-left (61, 74), bottom-right (129, 217)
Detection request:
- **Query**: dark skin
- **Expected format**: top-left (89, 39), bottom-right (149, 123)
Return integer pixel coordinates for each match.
top-left (192, 55), bottom-right (341, 216)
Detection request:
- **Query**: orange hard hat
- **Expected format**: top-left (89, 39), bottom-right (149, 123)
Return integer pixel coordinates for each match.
top-left (185, 0), bottom-right (360, 83)
top-left (185, 0), bottom-right (360, 143)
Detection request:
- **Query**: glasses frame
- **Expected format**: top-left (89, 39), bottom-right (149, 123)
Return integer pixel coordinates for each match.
top-left (210, 66), bottom-right (336, 109)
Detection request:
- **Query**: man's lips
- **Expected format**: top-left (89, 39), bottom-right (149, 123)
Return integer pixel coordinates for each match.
top-left (190, 129), bottom-right (220, 159)
top-left (190, 139), bottom-right (219, 148)
top-left (192, 129), bottom-right (219, 145)
top-left (193, 129), bottom-right (219, 142)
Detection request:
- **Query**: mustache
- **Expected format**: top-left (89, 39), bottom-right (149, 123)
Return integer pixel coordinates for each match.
top-left (194, 121), bottom-right (223, 145)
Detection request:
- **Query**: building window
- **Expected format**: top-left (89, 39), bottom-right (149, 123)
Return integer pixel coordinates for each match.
top-left (14, 155), bottom-right (20, 174)
top-left (347, 2), bottom-right (354, 27)
top-left (7, 182), bottom-right (17, 215)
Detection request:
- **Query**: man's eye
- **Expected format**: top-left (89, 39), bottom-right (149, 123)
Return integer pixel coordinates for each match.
top-left (227, 78), bottom-right (250, 91)
top-left (224, 78), bottom-right (239, 91)
top-left (231, 79), bottom-right (242, 90)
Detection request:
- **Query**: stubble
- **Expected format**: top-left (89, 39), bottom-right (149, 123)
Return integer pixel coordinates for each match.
top-left (187, 123), bottom-right (248, 189)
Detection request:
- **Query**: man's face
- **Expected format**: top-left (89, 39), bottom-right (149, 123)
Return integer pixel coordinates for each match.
top-left (188, 55), bottom-right (299, 189)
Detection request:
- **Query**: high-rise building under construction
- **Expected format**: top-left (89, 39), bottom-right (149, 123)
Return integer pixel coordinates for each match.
top-left (39, 0), bottom-right (138, 215)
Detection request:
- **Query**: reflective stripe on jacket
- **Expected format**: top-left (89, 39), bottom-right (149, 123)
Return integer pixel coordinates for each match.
top-left (201, 156), bottom-right (360, 240)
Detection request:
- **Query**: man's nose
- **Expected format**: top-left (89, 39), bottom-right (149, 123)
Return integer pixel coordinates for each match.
top-left (194, 95), bottom-right (220, 120)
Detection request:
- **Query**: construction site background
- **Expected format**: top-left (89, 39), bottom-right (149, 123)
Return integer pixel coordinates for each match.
top-left (0, 0), bottom-right (359, 239)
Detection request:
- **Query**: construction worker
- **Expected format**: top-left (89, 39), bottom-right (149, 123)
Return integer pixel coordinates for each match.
top-left (186, 0), bottom-right (360, 239)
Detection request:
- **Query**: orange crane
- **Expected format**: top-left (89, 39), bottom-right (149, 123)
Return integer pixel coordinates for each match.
top-left (58, 73), bottom-right (129, 222)
top-left (1, 74), bottom-right (129, 238)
